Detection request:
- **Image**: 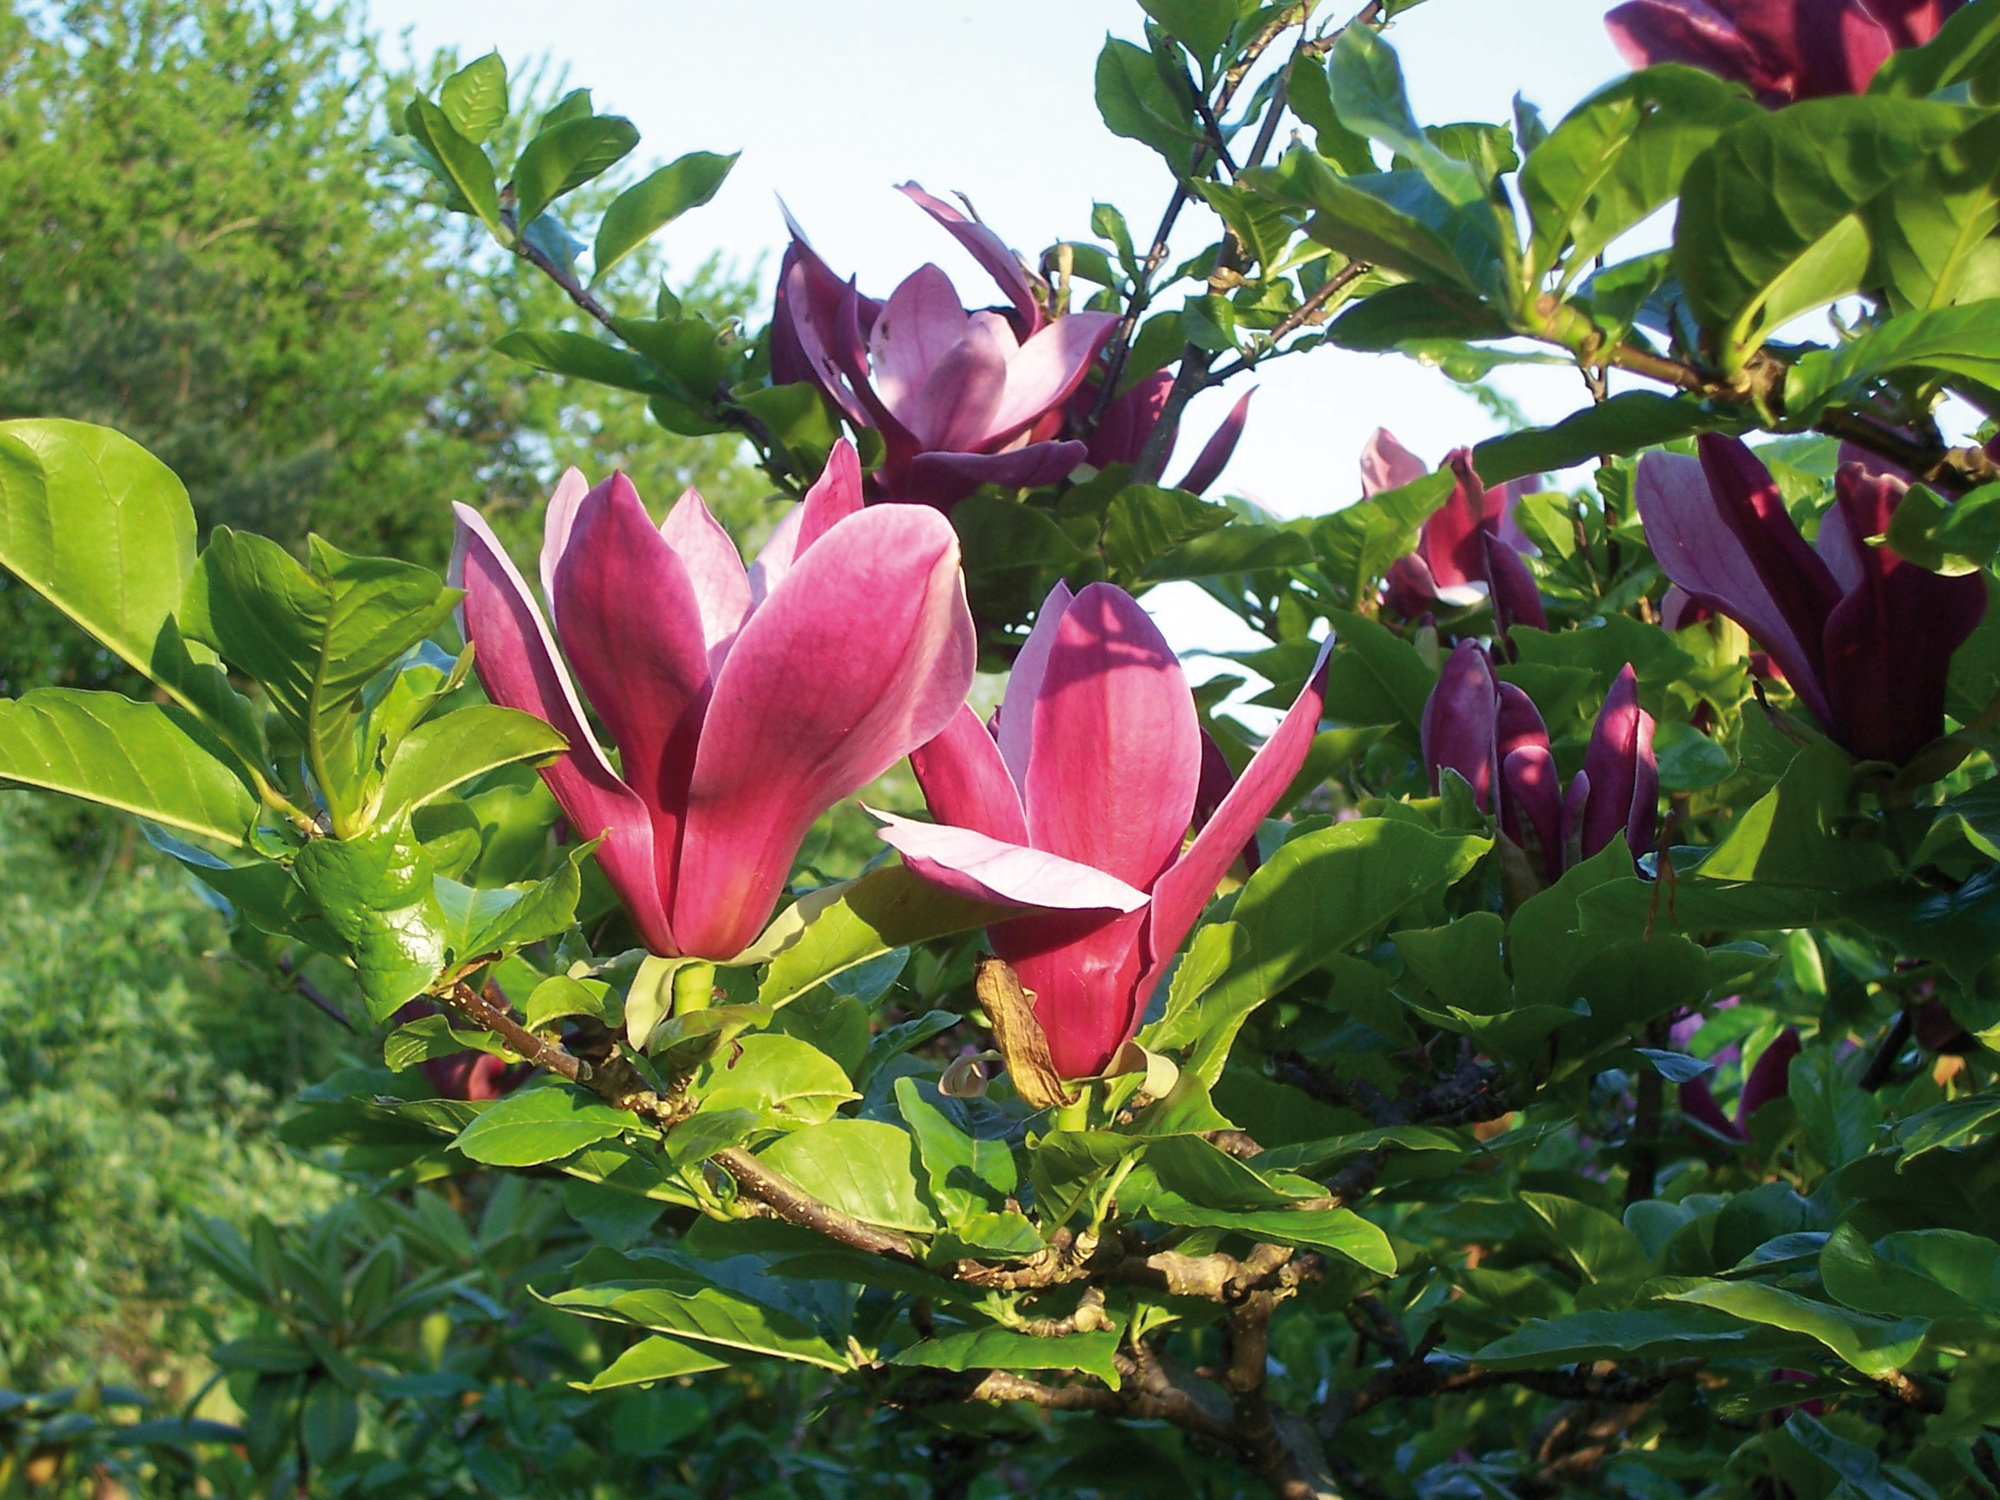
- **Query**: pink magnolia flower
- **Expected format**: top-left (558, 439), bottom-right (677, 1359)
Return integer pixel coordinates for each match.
top-left (775, 184), bottom-right (1120, 508)
top-left (1074, 370), bottom-right (1258, 496)
top-left (1423, 643), bottom-right (1657, 882)
top-left (451, 442), bottom-right (976, 961)
top-left (1636, 434), bottom-right (1985, 765)
top-left (1367, 432), bottom-right (1546, 636)
top-left (1605, 0), bottom-right (1961, 105)
top-left (872, 582), bottom-right (1332, 1078)
top-left (1680, 1026), bottom-right (1802, 1141)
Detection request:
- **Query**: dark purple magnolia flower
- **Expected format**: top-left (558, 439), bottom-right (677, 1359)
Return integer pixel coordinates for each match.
top-left (1679, 1026), bottom-right (1801, 1142)
top-left (1604, 0), bottom-right (1962, 105)
top-left (1368, 432), bottom-right (1546, 636)
top-left (393, 1000), bottom-right (530, 1102)
top-left (1636, 434), bottom-right (1986, 766)
top-left (1423, 643), bottom-right (1657, 883)
top-left (773, 183), bottom-right (1119, 508)
top-left (1075, 370), bottom-right (1257, 495)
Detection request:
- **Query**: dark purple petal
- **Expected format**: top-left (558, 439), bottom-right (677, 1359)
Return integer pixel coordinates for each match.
top-left (1578, 665), bottom-right (1646, 859)
top-left (1485, 531), bottom-right (1548, 637)
top-left (898, 181), bottom-right (1047, 335)
top-left (1738, 1026), bottom-right (1801, 1126)
top-left (1502, 745), bottom-right (1566, 885)
top-left (1083, 371), bottom-right (1174, 470)
top-left (1679, 1076), bottom-right (1748, 1142)
top-left (895, 442), bottom-right (1090, 508)
top-left (1174, 388), bottom-right (1256, 497)
top-left (1422, 641), bottom-right (1500, 812)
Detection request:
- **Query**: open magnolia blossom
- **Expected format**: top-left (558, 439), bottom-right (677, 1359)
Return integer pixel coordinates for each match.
top-left (451, 441), bottom-right (976, 961)
top-left (773, 183), bottom-right (1119, 508)
top-left (1424, 642), bottom-right (1657, 883)
top-left (1637, 433), bottom-right (1985, 765)
top-left (872, 581), bottom-right (1332, 1079)
top-left (1604, 0), bottom-right (1961, 104)
top-left (1369, 431), bottom-right (1546, 636)
top-left (1074, 371), bottom-right (1257, 495)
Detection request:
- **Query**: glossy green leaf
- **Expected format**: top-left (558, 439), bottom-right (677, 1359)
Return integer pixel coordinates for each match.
top-left (1866, 111), bottom-right (2000, 312)
top-left (895, 1078), bottom-right (1016, 1229)
top-left (693, 1034), bottom-right (858, 1126)
top-left (1673, 98), bottom-right (1975, 366)
top-left (375, 706), bottom-right (566, 823)
top-left (1253, 149), bottom-right (1486, 293)
top-left (438, 52), bottom-right (508, 143)
top-left (591, 149), bottom-right (739, 283)
top-left (383, 1014), bottom-right (513, 1072)
top-left (1329, 282), bottom-right (1512, 352)
top-left (1821, 1222), bottom-right (2000, 1320)
top-left (1471, 1307), bottom-right (1768, 1368)
top-left (554, 1282), bottom-right (848, 1370)
top-left (292, 820), bottom-right (448, 1014)
top-left (1145, 1199), bottom-right (1397, 1273)
top-left (1700, 743), bottom-right (1898, 890)
top-left (453, 1085), bottom-right (637, 1167)
top-left (1785, 301), bottom-right (2000, 421)
top-left (1471, 392), bottom-right (1718, 484)
top-left (1329, 28), bottom-right (1481, 205)
top-left (753, 1120), bottom-right (937, 1233)
top-left (1522, 1192), bottom-right (1652, 1295)
top-left (1101, 484), bottom-right (1232, 584)
top-left (579, 1334), bottom-right (729, 1388)
top-left (0, 689), bottom-right (256, 845)
top-left (1667, 1279), bottom-right (1928, 1376)
top-left (0, 419), bottom-right (195, 677)
top-left (1310, 471), bottom-right (1455, 607)
top-left (1870, 0), bottom-right (2000, 101)
top-left (894, 1327), bottom-right (1122, 1387)
top-left (513, 113), bottom-right (640, 227)
top-left (404, 97), bottom-right (504, 241)
top-left (493, 329), bottom-right (657, 391)
top-left (1094, 37), bottom-right (1201, 162)
top-left (755, 865), bottom-right (1005, 1009)
top-left (1520, 65), bottom-right (1755, 285)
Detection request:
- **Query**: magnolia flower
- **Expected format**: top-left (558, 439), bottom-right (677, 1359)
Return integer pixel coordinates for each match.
top-left (1368, 432), bottom-right (1546, 636)
top-left (1423, 643), bottom-right (1657, 882)
top-left (1075, 371), bottom-right (1258, 495)
top-left (394, 999), bottom-right (530, 1101)
top-left (775, 184), bottom-right (1120, 508)
top-left (1605, 0), bottom-right (1961, 105)
top-left (872, 582), bottom-right (1331, 1078)
top-left (1636, 434), bottom-right (1985, 765)
top-left (451, 442), bottom-right (976, 961)
top-left (1680, 1026), bottom-right (1801, 1142)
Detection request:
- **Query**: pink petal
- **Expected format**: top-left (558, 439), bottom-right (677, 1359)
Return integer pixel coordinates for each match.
top-left (1492, 475), bottom-right (1542, 557)
top-left (998, 581), bottom-right (1074, 794)
top-left (1738, 1026), bottom-right (1801, 1125)
top-left (1485, 531), bottom-right (1548, 636)
top-left (868, 265), bottom-right (974, 419)
top-left (1381, 552), bottom-right (1441, 618)
top-left (660, 487), bottom-right (751, 666)
top-left (994, 906), bottom-right (1151, 1079)
top-left (538, 468), bottom-right (591, 612)
top-left (1604, 0), bottom-right (1791, 102)
top-left (1502, 745), bottom-right (1565, 884)
top-left (910, 703), bottom-right (1028, 844)
top-left (898, 181), bottom-right (1046, 334)
top-left (897, 442), bottom-right (1090, 507)
top-left (746, 440), bottom-right (868, 605)
top-left (1360, 428), bottom-right (1429, 496)
top-left (1629, 708), bottom-right (1659, 857)
top-left (552, 476), bottom-right (714, 901)
top-left (673, 505), bottom-right (976, 958)
top-left (1144, 637), bottom-right (1333, 984)
top-left (1085, 371), bottom-right (1173, 470)
top-left (1420, 449), bottom-right (1490, 589)
top-left (1495, 682), bottom-right (1551, 764)
top-left (900, 312), bottom-right (1011, 452)
top-left (984, 312), bottom-right (1121, 448)
top-left (1421, 640), bottom-right (1499, 812)
top-left (778, 248), bottom-right (872, 432)
top-left (1024, 583), bottom-right (1201, 894)
top-left (1174, 387), bottom-right (1255, 497)
top-left (450, 503), bottom-right (676, 954)
top-left (871, 809), bottom-right (1148, 912)
top-left (1578, 665), bottom-right (1646, 860)
top-left (1634, 445), bottom-right (1838, 729)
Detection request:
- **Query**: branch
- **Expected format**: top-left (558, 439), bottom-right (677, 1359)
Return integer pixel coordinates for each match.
top-left (276, 955), bottom-right (353, 1033)
top-left (512, 230), bottom-right (621, 337)
top-left (713, 1147), bottom-right (922, 1264)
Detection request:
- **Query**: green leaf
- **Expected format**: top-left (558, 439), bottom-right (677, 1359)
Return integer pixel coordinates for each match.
top-left (1700, 742), bottom-right (1897, 890)
top-left (895, 1078), bottom-right (1017, 1231)
top-left (299, 1380), bottom-right (357, 1466)
top-left (1785, 302), bottom-right (2000, 422)
top-left (1870, 0), bottom-right (2000, 101)
top-left (383, 1014), bottom-right (512, 1072)
top-left (1154, 819), bottom-right (1489, 1082)
top-left (578, 1335), bottom-right (729, 1389)
top-left (1653, 719), bottom-right (1736, 793)
top-left (1667, 1280), bottom-right (1928, 1376)
top-left (1145, 1200), bottom-right (1397, 1273)
top-left (439, 52), bottom-right (508, 144)
top-left (524, 975), bottom-right (619, 1030)
top-left (894, 1327), bottom-right (1122, 1387)
top-left (1101, 484), bottom-right (1232, 584)
top-left (404, 97), bottom-right (504, 241)
top-left (1821, 1222), bottom-right (2000, 1320)
top-left (1180, 291), bottom-right (1239, 353)
top-left (1143, 522), bottom-right (1312, 580)
top-left (1252, 148), bottom-right (1487, 294)
top-left (0, 689), bottom-right (256, 845)
top-left (1329, 282), bottom-right (1512, 352)
top-left (692, 1034), bottom-right (858, 1126)
top-left (453, 1085), bottom-right (637, 1167)
top-left (435, 848), bottom-right (586, 962)
top-left (552, 1282), bottom-right (848, 1370)
top-left (1471, 392), bottom-right (1719, 485)
top-left (512, 113), bottom-right (640, 227)
top-left (1095, 37), bottom-right (1201, 162)
top-left (1520, 65), bottom-right (1756, 285)
top-left (181, 531), bottom-right (458, 832)
top-left (1310, 471), bottom-right (1455, 607)
top-left (1471, 1307), bottom-right (1768, 1368)
top-left (592, 150), bottom-right (739, 283)
top-left (0, 419), bottom-right (195, 679)
top-left (755, 865), bottom-right (1005, 1009)
top-left (1521, 1192), bottom-right (1652, 1297)
top-left (1329, 28), bottom-right (1481, 206)
top-left (375, 706), bottom-right (565, 823)
top-left (753, 1120), bottom-right (937, 1233)
top-left (1315, 608), bottom-right (1438, 743)
top-left (1136, 0), bottom-right (1239, 68)
top-left (1673, 97), bottom-right (1975, 368)
top-left (1191, 180), bottom-right (1295, 275)
top-left (493, 329), bottom-right (657, 391)
top-left (1866, 111), bottom-right (2000, 312)
top-left (292, 821), bottom-right (448, 1014)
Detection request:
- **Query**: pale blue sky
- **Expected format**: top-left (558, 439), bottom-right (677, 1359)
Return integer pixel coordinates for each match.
top-left (365, 0), bottom-right (1633, 666)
